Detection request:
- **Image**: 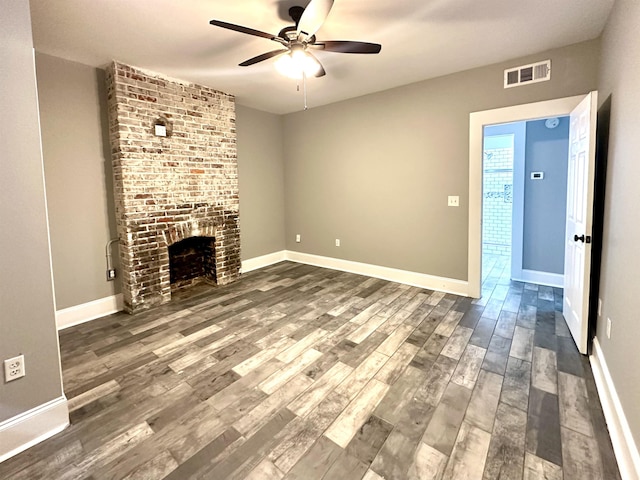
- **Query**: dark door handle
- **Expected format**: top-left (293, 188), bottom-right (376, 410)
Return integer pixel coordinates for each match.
top-left (574, 234), bottom-right (592, 244)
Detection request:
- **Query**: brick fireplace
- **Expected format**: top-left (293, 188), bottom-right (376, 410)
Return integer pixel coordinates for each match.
top-left (106, 62), bottom-right (240, 313)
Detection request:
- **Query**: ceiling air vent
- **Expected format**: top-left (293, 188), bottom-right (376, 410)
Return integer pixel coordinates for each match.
top-left (504, 60), bottom-right (551, 88)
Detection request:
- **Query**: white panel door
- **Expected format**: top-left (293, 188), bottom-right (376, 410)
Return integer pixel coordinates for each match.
top-left (563, 91), bottom-right (597, 354)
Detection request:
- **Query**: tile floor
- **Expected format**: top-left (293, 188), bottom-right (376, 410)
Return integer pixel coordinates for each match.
top-left (0, 257), bottom-right (621, 479)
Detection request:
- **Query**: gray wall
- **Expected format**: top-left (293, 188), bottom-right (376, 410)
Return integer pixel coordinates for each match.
top-left (597, 0), bottom-right (640, 451)
top-left (236, 105), bottom-right (286, 260)
top-left (0, 0), bottom-right (64, 422)
top-left (283, 40), bottom-right (600, 281)
top-left (523, 117), bottom-right (570, 274)
top-left (35, 53), bottom-right (120, 310)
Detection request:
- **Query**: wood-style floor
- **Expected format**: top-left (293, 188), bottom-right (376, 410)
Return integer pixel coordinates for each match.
top-left (0, 257), bottom-right (621, 479)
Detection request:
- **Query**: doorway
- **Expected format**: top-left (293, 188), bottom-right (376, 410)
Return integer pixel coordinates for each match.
top-left (470, 93), bottom-right (599, 355)
top-left (468, 95), bottom-right (585, 298)
top-left (482, 118), bottom-right (570, 290)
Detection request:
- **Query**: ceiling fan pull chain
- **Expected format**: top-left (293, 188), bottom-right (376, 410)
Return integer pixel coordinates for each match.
top-left (303, 70), bottom-right (308, 111)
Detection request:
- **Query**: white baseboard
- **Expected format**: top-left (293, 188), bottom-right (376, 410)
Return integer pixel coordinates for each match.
top-left (285, 250), bottom-right (470, 296)
top-left (56, 251), bottom-right (469, 331)
top-left (241, 250), bottom-right (287, 273)
top-left (0, 396), bottom-right (69, 464)
top-left (56, 293), bottom-right (124, 330)
top-left (513, 269), bottom-right (564, 288)
top-left (590, 337), bottom-right (640, 480)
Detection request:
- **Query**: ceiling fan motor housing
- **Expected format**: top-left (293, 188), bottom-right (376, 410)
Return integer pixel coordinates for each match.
top-left (277, 26), bottom-right (299, 42)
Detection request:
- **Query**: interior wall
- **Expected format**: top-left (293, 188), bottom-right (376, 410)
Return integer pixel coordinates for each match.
top-left (283, 40), bottom-right (600, 281)
top-left (0, 0), bottom-right (64, 423)
top-left (236, 105), bottom-right (286, 260)
top-left (35, 53), bottom-right (120, 310)
top-left (523, 117), bottom-right (570, 274)
top-left (597, 0), bottom-right (640, 452)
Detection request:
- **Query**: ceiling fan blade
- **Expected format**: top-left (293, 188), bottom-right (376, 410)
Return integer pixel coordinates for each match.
top-left (313, 41), bottom-right (382, 54)
top-left (239, 49), bottom-right (288, 67)
top-left (297, 0), bottom-right (334, 41)
top-left (209, 19), bottom-right (276, 41)
top-left (306, 52), bottom-right (326, 77)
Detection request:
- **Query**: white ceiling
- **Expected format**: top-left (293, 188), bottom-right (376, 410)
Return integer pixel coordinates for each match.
top-left (29, 0), bottom-right (615, 114)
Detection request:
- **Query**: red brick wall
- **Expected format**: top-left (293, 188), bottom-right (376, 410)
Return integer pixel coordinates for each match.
top-left (106, 62), bottom-right (240, 313)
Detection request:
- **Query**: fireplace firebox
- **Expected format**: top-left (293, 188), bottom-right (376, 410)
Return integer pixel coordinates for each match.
top-left (169, 236), bottom-right (216, 289)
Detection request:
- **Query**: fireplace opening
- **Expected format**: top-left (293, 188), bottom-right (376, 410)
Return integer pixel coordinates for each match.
top-left (169, 236), bottom-right (216, 290)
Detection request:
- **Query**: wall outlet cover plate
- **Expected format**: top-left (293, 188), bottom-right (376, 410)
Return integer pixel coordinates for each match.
top-left (4, 355), bottom-right (25, 382)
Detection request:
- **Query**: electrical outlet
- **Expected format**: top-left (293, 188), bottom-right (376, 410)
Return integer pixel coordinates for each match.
top-left (448, 196), bottom-right (460, 207)
top-left (606, 317), bottom-right (612, 339)
top-left (296, 234), bottom-right (301, 243)
top-left (107, 269), bottom-right (117, 281)
top-left (4, 355), bottom-right (25, 382)
top-left (335, 239), bottom-right (341, 247)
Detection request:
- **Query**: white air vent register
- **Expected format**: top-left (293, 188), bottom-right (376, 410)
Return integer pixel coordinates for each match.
top-left (504, 60), bottom-right (551, 88)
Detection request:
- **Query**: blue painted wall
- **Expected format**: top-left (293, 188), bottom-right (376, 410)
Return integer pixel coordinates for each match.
top-left (523, 117), bottom-right (570, 274)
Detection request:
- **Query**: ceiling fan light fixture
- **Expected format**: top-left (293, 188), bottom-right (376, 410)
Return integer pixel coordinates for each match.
top-left (275, 49), bottom-right (321, 79)
top-left (209, 0), bottom-right (380, 83)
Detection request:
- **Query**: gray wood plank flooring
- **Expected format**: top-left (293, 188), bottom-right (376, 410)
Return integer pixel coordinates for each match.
top-left (0, 256), bottom-right (621, 479)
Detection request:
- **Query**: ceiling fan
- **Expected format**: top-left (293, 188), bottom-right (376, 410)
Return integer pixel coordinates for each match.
top-left (209, 0), bottom-right (382, 79)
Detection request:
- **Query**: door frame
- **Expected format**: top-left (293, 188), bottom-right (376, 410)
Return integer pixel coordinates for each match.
top-left (468, 94), bottom-right (585, 298)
